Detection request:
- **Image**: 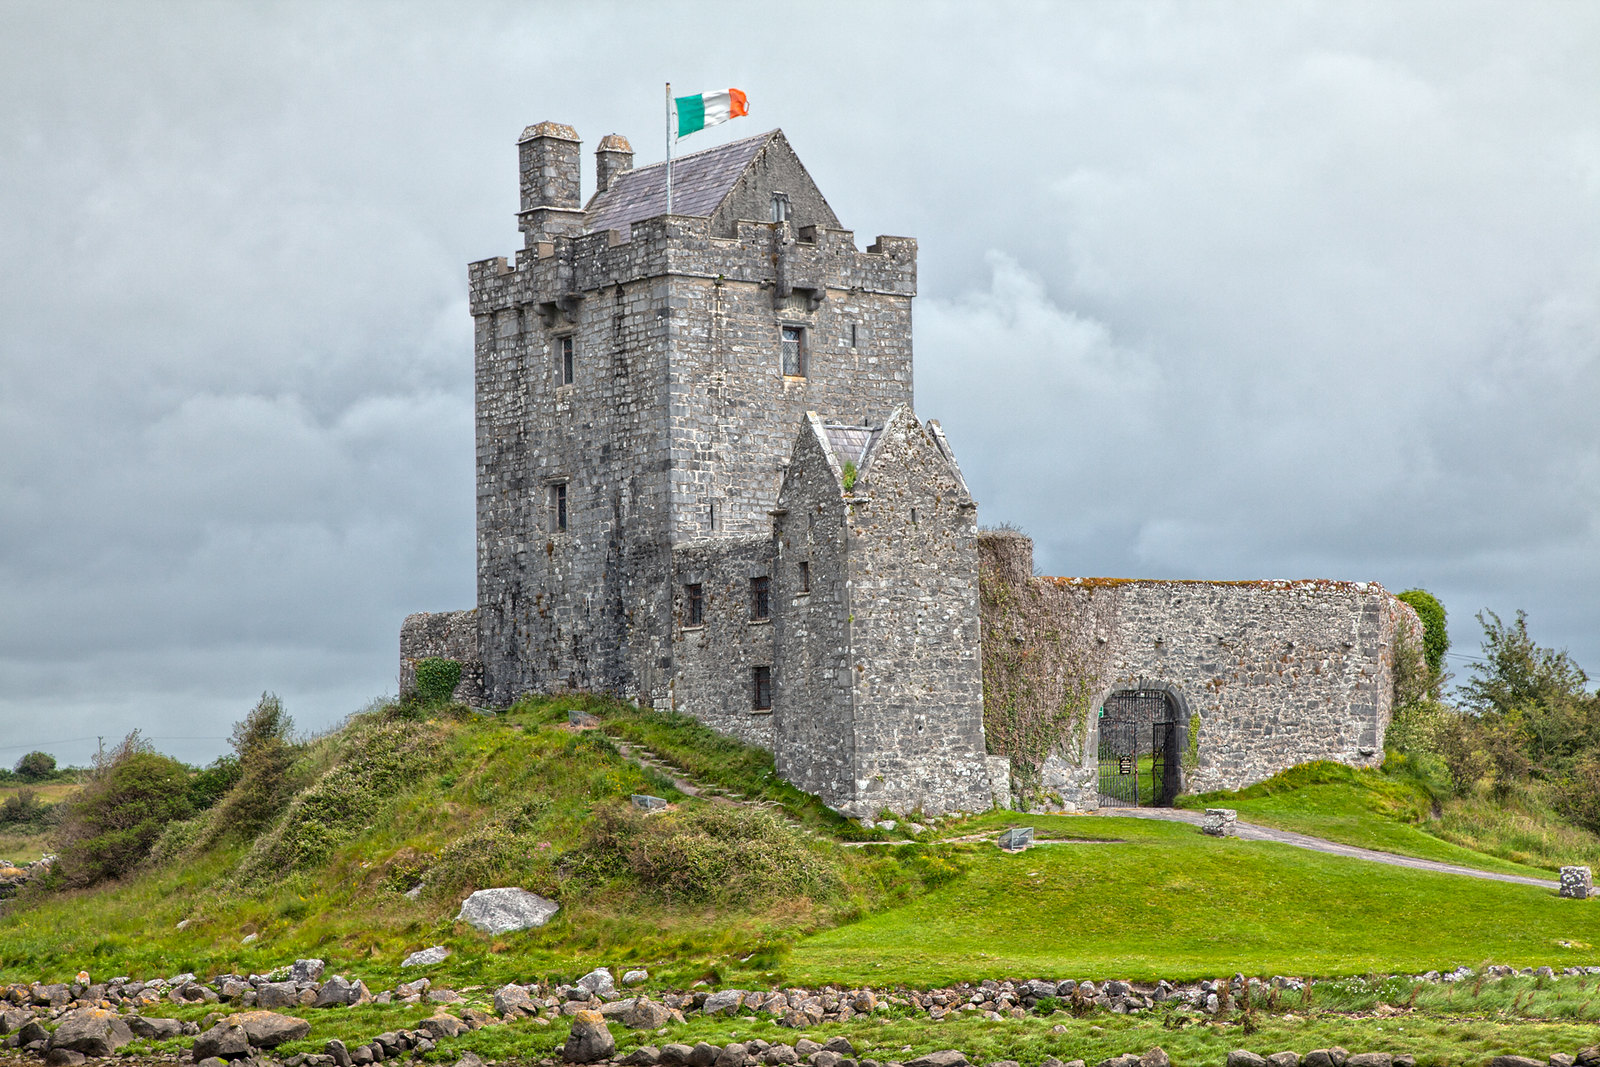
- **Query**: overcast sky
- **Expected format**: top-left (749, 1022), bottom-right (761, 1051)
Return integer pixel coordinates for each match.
top-left (3, 2), bottom-right (1597, 767)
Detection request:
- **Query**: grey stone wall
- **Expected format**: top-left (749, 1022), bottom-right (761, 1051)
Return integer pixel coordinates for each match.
top-left (842, 410), bottom-right (991, 816)
top-left (979, 533), bottom-right (1425, 808)
top-left (772, 409), bottom-right (993, 817)
top-left (669, 535), bottom-right (775, 750)
top-left (708, 132), bottom-right (840, 238)
top-left (399, 609), bottom-right (484, 704)
top-left (772, 417), bottom-right (858, 806)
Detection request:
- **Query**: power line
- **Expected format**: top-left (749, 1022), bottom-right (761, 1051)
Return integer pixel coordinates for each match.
top-left (0, 736), bottom-right (227, 755)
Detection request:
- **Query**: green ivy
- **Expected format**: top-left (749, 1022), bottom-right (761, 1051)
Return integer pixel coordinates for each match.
top-left (414, 656), bottom-right (463, 704)
top-left (841, 460), bottom-right (858, 492)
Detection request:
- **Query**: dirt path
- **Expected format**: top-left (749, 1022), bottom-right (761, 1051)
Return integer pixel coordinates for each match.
top-left (1095, 807), bottom-right (1560, 889)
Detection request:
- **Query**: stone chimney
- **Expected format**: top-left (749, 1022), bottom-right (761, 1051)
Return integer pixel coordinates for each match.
top-left (595, 134), bottom-right (633, 194)
top-left (517, 121), bottom-right (585, 244)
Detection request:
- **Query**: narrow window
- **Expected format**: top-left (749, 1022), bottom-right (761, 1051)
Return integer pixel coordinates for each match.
top-left (708, 501), bottom-right (717, 532)
top-left (752, 665), bottom-right (772, 710)
top-left (770, 193), bottom-right (791, 223)
top-left (559, 335), bottom-right (574, 385)
top-left (685, 583), bottom-right (704, 627)
top-left (549, 483), bottom-right (568, 532)
top-left (850, 323), bottom-right (858, 348)
top-left (751, 575), bottom-right (770, 620)
top-left (798, 561), bottom-right (810, 593)
top-left (910, 507), bottom-right (919, 525)
top-left (781, 325), bottom-right (805, 377)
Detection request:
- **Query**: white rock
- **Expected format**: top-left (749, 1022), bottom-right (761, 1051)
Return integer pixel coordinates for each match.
top-left (401, 945), bottom-right (452, 968)
top-left (621, 969), bottom-right (649, 987)
top-left (456, 887), bottom-right (560, 934)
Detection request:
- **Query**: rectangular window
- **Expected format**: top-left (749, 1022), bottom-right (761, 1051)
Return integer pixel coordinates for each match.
top-left (781, 325), bottom-right (805, 377)
top-left (685, 583), bottom-right (704, 627)
top-left (850, 323), bottom-right (858, 348)
top-left (558, 335), bottom-right (574, 385)
top-left (752, 665), bottom-right (772, 710)
top-left (798, 561), bottom-right (810, 593)
top-left (549, 482), bottom-right (567, 532)
top-left (751, 575), bottom-right (770, 620)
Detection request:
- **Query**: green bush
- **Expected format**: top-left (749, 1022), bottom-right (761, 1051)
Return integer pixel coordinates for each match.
top-left (0, 788), bottom-right (52, 828)
top-left (1397, 589), bottom-right (1449, 677)
top-left (414, 657), bottom-right (463, 704)
top-left (570, 801), bottom-right (842, 905)
top-left (187, 755), bottom-right (242, 811)
top-left (53, 734), bottom-right (195, 887)
top-left (13, 751), bottom-right (56, 782)
top-left (194, 694), bottom-right (300, 850)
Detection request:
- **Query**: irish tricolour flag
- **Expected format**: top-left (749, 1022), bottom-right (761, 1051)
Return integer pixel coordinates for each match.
top-left (675, 88), bottom-right (748, 138)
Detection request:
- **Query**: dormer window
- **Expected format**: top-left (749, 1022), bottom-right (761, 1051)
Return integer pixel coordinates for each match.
top-left (770, 193), bottom-right (791, 223)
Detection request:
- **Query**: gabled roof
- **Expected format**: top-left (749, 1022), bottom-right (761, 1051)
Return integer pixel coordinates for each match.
top-left (584, 131), bottom-right (773, 235)
top-left (820, 424), bottom-right (882, 469)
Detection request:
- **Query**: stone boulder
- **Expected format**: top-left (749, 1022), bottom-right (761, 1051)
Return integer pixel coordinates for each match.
top-left (494, 984), bottom-right (538, 1017)
top-left (905, 1053), bottom-right (969, 1067)
top-left (417, 1014), bottom-right (469, 1039)
top-left (234, 1011), bottom-right (312, 1048)
top-left (577, 967), bottom-right (616, 996)
top-left (701, 990), bottom-right (745, 1015)
top-left (129, 1016), bottom-right (186, 1040)
top-left (1203, 809), bottom-right (1239, 837)
top-left (290, 959), bottom-right (326, 983)
top-left (622, 969), bottom-right (650, 987)
top-left (192, 1021), bottom-right (252, 1062)
top-left (401, 946), bottom-right (451, 968)
top-left (314, 975), bottom-right (356, 1008)
top-left (563, 1009), bottom-right (616, 1064)
top-left (254, 982), bottom-right (300, 1009)
top-left (47, 1009), bottom-right (134, 1057)
top-left (623, 998), bottom-right (672, 1030)
top-left (457, 887), bottom-right (561, 934)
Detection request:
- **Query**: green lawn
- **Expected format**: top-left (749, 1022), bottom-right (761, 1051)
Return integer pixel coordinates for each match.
top-left (776, 813), bottom-right (1600, 987)
top-left (1176, 764), bottom-right (1562, 880)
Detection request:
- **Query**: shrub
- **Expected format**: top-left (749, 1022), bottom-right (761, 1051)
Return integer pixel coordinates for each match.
top-left (414, 657), bottom-right (463, 704)
top-left (13, 751), bottom-right (56, 782)
top-left (570, 802), bottom-right (842, 905)
top-left (0, 788), bottom-right (50, 827)
top-left (187, 755), bottom-right (242, 811)
top-left (195, 694), bottom-right (300, 849)
top-left (52, 733), bottom-right (195, 887)
top-left (1397, 590), bottom-right (1449, 677)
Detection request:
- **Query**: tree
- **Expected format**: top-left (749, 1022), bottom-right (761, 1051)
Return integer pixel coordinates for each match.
top-left (1460, 609), bottom-right (1599, 775)
top-left (13, 751), bottom-right (56, 782)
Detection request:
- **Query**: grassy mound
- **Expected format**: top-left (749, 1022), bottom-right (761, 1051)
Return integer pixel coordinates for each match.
top-left (1178, 760), bottom-right (1600, 877)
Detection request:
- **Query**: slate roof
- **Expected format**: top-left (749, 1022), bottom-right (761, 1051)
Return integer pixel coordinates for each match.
top-left (821, 424), bottom-right (882, 470)
top-left (584, 131), bottom-right (773, 234)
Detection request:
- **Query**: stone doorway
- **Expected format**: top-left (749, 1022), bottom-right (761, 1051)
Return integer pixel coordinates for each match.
top-left (1096, 688), bottom-right (1183, 808)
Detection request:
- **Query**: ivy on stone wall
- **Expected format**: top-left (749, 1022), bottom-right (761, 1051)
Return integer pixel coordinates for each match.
top-left (978, 534), bottom-right (1097, 801)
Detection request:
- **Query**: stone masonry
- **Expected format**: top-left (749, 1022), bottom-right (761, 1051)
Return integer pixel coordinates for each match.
top-left (403, 115), bottom-right (1424, 816)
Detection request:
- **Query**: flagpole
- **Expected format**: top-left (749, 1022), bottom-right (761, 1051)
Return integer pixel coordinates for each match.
top-left (665, 82), bottom-right (673, 216)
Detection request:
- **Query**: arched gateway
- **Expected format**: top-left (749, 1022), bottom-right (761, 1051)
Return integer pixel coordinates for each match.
top-left (1095, 684), bottom-right (1188, 808)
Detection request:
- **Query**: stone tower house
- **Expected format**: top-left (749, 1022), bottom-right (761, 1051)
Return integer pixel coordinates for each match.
top-left (402, 117), bottom-right (1423, 817)
top-left (402, 121), bottom-right (995, 815)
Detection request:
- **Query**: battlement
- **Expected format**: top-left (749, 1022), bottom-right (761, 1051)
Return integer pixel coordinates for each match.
top-left (468, 218), bottom-right (915, 321)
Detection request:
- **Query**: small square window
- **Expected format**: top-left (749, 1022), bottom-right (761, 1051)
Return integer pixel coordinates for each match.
top-left (685, 583), bottom-right (704, 627)
top-left (752, 665), bottom-right (772, 710)
top-left (558, 335), bottom-right (574, 385)
top-left (549, 482), bottom-right (567, 532)
top-left (798, 561), bottom-right (810, 593)
top-left (751, 575), bottom-right (770, 620)
top-left (781, 325), bottom-right (805, 377)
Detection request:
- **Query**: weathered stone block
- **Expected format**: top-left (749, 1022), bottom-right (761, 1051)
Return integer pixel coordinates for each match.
top-left (1560, 866), bottom-right (1592, 899)
top-left (1203, 809), bottom-right (1238, 837)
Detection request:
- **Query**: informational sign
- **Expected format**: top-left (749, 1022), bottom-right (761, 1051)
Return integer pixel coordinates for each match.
top-left (1119, 755), bottom-right (1133, 775)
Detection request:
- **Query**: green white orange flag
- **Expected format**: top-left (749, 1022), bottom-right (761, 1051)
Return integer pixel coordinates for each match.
top-left (675, 88), bottom-right (748, 138)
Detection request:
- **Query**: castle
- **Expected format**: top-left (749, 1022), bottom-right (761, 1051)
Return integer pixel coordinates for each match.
top-left (401, 121), bottom-right (1422, 817)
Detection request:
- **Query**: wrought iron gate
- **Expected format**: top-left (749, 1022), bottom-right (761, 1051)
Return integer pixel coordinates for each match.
top-left (1096, 689), bottom-right (1180, 808)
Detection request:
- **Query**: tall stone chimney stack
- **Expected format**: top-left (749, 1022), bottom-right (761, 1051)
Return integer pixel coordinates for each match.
top-left (517, 121), bottom-right (585, 244)
top-left (595, 134), bottom-right (634, 194)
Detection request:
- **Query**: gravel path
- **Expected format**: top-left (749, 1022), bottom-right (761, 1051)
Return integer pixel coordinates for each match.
top-left (1095, 806), bottom-right (1560, 889)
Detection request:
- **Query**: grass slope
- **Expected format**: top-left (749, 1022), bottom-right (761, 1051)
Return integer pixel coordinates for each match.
top-left (779, 813), bottom-right (1600, 986)
top-left (1178, 763), bottom-right (1600, 878)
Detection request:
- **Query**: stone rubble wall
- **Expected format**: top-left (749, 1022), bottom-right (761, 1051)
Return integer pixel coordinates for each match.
top-left (979, 533), bottom-right (1425, 807)
top-left (398, 610), bottom-right (484, 704)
